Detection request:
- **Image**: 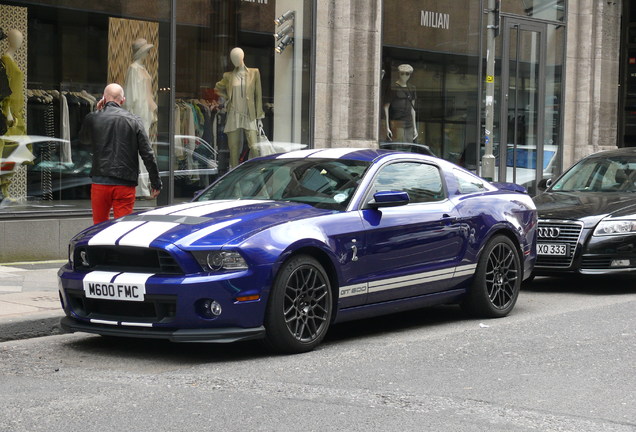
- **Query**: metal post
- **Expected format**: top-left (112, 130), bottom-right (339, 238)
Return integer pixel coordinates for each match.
top-left (482, 0), bottom-right (498, 181)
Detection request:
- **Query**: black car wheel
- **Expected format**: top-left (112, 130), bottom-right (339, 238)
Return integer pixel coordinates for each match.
top-left (264, 255), bottom-right (333, 353)
top-left (462, 235), bottom-right (521, 318)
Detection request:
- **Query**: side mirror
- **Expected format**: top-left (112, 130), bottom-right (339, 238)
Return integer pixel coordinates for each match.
top-left (367, 191), bottom-right (410, 209)
top-left (537, 178), bottom-right (552, 191)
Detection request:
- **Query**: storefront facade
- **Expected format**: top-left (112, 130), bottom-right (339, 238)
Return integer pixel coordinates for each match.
top-left (0, 0), bottom-right (624, 261)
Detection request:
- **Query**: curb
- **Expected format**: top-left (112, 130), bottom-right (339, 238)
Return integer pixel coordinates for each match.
top-left (0, 312), bottom-right (65, 342)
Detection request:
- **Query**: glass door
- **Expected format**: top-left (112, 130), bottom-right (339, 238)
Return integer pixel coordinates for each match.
top-left (498, 18), bottom-right (546, 194)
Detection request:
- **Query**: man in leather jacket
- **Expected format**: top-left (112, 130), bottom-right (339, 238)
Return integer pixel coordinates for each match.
top-left (79, 83), bottom-right (162, 224)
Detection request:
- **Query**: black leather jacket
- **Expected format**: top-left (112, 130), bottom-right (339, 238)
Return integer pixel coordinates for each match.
top-left (79, 101), bottom-right (162, 190)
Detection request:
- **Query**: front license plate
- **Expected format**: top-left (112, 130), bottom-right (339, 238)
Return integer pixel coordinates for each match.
top-left (537, 243), bottom-right (568, 256)
top-left (82, 272), bottom-right (148, 301)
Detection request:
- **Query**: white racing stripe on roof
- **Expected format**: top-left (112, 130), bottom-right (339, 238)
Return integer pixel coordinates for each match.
top-left (307, 148), bottom-right (362, 158)
top-left (276, 149), bottom-right (319, 159)
top-left (88, 221), bottom-right (146, 246)
top-left (117, 222), bottom-right (179, 247)
top-left (169, 200), bottom-right (266, 217)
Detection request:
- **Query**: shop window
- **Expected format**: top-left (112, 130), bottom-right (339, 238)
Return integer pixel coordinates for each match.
top-left (0, 0), bottom-right (313, 215)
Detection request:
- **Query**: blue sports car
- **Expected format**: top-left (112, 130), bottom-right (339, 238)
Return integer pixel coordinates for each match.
top-left (58, 148), bottom-right (537, 353)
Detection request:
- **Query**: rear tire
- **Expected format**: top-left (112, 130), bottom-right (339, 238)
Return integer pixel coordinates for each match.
top-left (462, 235), bottom-right (521, 318)
top-left (264, 255), bottom-right (333, 353)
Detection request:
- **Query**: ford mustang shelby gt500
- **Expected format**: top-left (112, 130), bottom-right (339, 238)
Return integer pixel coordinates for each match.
top-left (59, 148), bottom-right (537, 353)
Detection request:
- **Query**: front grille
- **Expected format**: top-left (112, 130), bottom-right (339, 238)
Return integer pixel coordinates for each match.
top-left (74, 245), bottom-right (183, 274)
top-left (536, 220), bottom-right (584, 268)
top-left (67, 290), bottom-right (177, 323)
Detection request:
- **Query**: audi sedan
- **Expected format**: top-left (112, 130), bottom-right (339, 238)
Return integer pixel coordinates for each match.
top-left (533, 147), bottom-right (636, 276)
top-left (58, 148), bottom-right (537, 353)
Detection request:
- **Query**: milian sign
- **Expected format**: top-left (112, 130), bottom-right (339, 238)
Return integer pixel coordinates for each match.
top-left (421, 10), bottom-right (450, 30)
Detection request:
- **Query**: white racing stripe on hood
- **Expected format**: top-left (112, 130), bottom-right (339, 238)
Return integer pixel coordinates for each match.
top-left (113, 272), bottom-right (154, 284)
top-left (170, 200), bottom-right (266, 217)
top-left (84, 271), bottom-right (120, 284)
top-left (118, 221), bottom-right (180, 247)
top-left (88, 221), bottom-right (145, 245)
top-left (141, 200), bottom-right (231, 216)
top-left (177, 219), bottom-right (240, 246)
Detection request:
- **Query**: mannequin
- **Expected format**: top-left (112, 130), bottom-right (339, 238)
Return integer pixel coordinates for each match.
top-left (0, 28), bottom-right (10, 136)
top-left (383, 64), bottom-right (418, 142)
top-left (123, 38), bottom-right (157, 197)
top-left (0, 29), bottom-right (27, 200)
top-left (215, 47), bottom-right (264, 168)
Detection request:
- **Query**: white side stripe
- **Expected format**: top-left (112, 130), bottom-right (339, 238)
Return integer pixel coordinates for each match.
top-left (118, 222), bottom-right (179, 247)
top-left (368, 269), bottom-right (455, 293)
top-left (88, 221), bottom-right (145, 245)
top-left (340, 264), bottom-right (478, 299)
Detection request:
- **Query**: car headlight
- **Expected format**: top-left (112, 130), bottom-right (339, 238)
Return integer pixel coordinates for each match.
top-left (593, 219), bottom-right (636, 236)
top-left (192, 251), bottom-right (248, 272)
top-left (68, 243), bottom-right (75, 266)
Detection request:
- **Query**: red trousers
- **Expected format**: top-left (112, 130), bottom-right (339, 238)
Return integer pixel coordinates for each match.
top-left (91, 184), bottom-right (136, 224)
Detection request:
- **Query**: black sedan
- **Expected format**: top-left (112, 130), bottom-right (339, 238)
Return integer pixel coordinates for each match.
top-left (533, 147), bottom-right (636, 276)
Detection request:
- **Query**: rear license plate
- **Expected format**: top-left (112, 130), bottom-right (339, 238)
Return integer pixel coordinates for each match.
top-left (537, 243), bottom-right (568, 256)
top-left (82, 272), bottom-right (148, 301)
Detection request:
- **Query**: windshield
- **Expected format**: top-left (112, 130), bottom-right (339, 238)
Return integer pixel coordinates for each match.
top-left (551, 155), bottom-right (636, 192)
top-left (196, 158), bottom-right (371, 210)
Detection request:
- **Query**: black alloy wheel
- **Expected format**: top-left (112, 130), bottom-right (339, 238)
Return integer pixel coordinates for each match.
top-left (264, 255), bottom-right (333, 353)
top-left (462, 234), bottom-right (521, 318)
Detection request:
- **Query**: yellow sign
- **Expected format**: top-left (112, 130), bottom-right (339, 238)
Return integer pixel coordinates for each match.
top-left (486, 75), bottom-right (494, 83)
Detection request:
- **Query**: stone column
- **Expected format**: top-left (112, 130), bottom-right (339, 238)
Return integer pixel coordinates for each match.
top-left (313, 0), bottom-right (382, 149)
top-left (562, 0), bottom-right (621, 168)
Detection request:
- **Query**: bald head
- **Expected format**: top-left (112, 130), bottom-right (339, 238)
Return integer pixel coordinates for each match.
top-left (103, 83), bottom-right (125, 105)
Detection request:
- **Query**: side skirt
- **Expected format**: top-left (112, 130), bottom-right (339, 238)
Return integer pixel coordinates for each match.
top-left (333, 289), bottom-right (466, 324)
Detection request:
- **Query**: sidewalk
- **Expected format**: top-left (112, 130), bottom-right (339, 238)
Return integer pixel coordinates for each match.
top-left (0, 260), bottom-right (66, 342)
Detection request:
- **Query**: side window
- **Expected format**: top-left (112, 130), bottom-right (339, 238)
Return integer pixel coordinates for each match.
top-left (453, 169), bottom-right (487, 194)
top-left (371, 162), bottom-right (445, 203)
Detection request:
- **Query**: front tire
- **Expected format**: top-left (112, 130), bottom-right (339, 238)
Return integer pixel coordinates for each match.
top-left (264, 255), bottom-right (333, 353)
top-left (462, 235), bottom-right (521, 318)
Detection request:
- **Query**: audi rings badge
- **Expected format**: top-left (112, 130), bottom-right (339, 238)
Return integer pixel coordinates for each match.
top-left (538, 227), bottom-right (561, 239)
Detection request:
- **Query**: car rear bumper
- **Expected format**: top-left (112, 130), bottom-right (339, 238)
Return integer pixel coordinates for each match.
top-left (60, 316), bottom-right (265, 343)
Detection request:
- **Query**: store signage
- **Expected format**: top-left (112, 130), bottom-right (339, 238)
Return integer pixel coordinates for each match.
top-left (420, 10), bottom-right (450, 30)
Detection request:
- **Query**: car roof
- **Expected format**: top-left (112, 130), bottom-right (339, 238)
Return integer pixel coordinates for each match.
top-left (583, 147), bottom-right (636, 160)
top-left (260, 147), bottom-right (438, 164)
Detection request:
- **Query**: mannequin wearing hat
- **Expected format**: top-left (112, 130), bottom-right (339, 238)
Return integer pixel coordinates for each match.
top-left (1, 29), bottom-right (28, 200)
top-left (215, 47), bottom-right (264, 168)
top-left (123, 38), bottom-right (157, 197)
top-left (383, 64), bottom-right (418, 142)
